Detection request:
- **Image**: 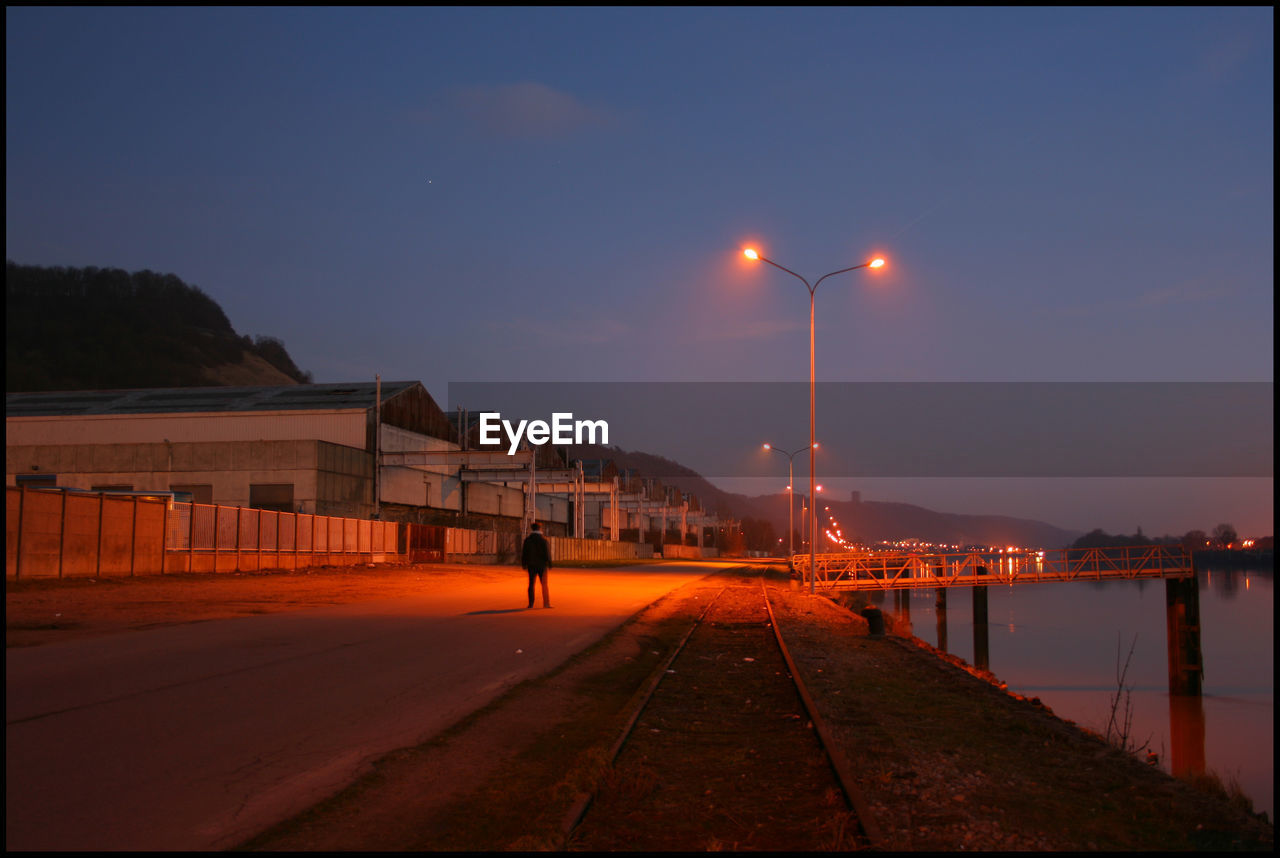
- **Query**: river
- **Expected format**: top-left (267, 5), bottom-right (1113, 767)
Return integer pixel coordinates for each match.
top-left (888, 566), bottom-right (1273, 820)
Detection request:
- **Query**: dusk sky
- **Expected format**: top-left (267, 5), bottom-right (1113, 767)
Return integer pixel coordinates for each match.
top-left (6, 7), bottom-right (1273, 537)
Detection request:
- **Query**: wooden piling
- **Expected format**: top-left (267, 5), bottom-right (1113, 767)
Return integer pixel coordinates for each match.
top-left (1165, 573), bottom-right (1203, 696)
top-left (973, 566), bottom-right (989, 671)
top-left (936, 586), bottom-right (948, 652)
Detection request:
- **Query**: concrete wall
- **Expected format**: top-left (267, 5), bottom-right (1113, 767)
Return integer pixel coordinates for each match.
top-left (440, 530), bottom-right (655, 564)
top-left (659, 544), bottom-right (719, 560)
top-left (547, 534), bottom-right (655, 562)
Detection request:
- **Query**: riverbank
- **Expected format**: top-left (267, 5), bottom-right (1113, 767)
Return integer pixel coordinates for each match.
top-left (771, 578), bottom-right (1272, 851)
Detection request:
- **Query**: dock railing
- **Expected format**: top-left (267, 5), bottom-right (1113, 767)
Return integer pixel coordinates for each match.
top-left (792, 544), bottom-right (1195, 591)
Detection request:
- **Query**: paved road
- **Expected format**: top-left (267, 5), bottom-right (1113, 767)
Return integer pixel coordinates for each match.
top-left (5, 562), bottom-right (723, 851)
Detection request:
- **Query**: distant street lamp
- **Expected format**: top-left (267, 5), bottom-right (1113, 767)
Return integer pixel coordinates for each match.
top-left (763, 442), bottom-right (817, 566)
top-left (744, 247), bottom-right (886, 592)
top-left (799, 484), bottom-right (823, 553)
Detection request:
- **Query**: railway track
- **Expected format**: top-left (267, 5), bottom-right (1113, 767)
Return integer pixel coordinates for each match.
top-left (564, 575), bottom-right (879, 851)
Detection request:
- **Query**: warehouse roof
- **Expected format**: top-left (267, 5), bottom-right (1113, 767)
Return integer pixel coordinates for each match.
top-left (5, 381), bottom-right (424, 417)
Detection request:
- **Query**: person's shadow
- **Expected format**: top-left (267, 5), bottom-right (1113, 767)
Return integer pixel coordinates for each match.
top-left (464, 608), bottom-right (528, 615)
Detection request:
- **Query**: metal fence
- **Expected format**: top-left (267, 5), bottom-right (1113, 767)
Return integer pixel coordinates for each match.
top-left (6, 486), bottom-right (167, 578)
top-left (6, 486), bottom-right (403, 579)
top-left (8, 486), bottom-right (669, 579)
top-left (166, 502), bottom-right (396, 554)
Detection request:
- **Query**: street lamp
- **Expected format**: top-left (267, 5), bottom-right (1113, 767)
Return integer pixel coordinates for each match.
top-left (763, 442), bottom-right (817, 567)
top-left (799, 484), bottom-right (822, 552)
top-left (744, 246), bottom-right (886, 592)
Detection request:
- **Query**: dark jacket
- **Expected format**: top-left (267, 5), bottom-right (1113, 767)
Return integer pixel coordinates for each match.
top-left (521, 531), bottom-right (552, 571)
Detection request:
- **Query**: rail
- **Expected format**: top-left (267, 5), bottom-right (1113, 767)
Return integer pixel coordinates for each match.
top-left (791, 544), bottom-right (1194, 591)
top-left (563, 575), bottom-right (878, 850)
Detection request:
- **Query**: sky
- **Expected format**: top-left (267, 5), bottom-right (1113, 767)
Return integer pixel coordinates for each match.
top-left (6, 7), bottom-right (1273, 537)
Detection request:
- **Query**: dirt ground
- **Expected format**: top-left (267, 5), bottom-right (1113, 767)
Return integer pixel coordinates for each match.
top-left (6, 563), bottom-right (1274, 851)
top-left (4, 561), bottom-right (506, 648)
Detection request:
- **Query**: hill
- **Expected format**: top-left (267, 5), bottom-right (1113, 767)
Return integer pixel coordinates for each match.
top-left (5, 261), bottom-right (311, 391)
top-left (569, 445), bottom-right (1082, 549)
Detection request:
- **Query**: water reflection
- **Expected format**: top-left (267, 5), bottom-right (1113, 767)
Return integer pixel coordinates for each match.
top-left (898, 567), bottom-right (1273, 819)
top-left (1169, 694), bottom-right (1206, 777)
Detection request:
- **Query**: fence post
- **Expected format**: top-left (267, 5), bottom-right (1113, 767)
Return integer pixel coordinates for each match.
top-left (58, 488), bottom-right (67, 579)
top-left (129, 496), bottom-right (138, 576)
top-left (15, 487), bottom-right (26, 580)
top-left (161, 495), bottom-right (169, 575)
top-left (189, 502), bottom-right (196, 572)
top-left (95, 493), bottom-right (104, 576)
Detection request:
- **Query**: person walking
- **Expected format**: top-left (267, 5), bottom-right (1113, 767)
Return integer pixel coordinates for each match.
top-left (521, 522), bottom-right (553, 609)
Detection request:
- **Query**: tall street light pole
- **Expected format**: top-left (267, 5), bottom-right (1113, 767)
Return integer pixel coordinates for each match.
top-left (763, 442), bottom-right (816, 567)
top-left (744, 247), bottom-right (885, 593)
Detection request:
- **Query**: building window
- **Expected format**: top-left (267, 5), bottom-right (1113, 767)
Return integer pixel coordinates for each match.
top-left (250, 483), bottom-right (294, 512)
top-left (16, 474), bottom-right (56, 488)
top-left (91, 484), bottom-right (133, 492)
top-left (170, 484), bottom-right (213, 504)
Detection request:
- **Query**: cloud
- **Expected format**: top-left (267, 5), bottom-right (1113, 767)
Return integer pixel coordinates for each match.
top-left (1136, 279), bottom-right (1233, 309)
top-left (1196, 32), bottom-right (1258, 85)
top-left (1048, 278), bottom-right (1235, 319)
top-left (697, 318), bottom-right (808, 342)
top-left (489, 316), bottom-right (629, 345)
top-left (448, 81), bottom-right (616, 139)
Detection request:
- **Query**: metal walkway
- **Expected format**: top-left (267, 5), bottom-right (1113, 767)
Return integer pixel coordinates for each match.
top-left (792, 544), bottom-right (1194, 592)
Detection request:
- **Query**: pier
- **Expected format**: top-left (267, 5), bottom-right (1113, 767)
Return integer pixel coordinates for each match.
top-left (794, 544), bottom-right (1203, 696)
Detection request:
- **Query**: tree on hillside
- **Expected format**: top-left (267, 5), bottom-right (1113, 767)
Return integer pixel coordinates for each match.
top-left (1070, 528), bottom-right (1157, 549)
top-left (1181, 530), bottom-right (1209, 551)
top-left (5, 261), bottom-right (312, 390)
top-left (739, 516), bottom-right (778, 553)
top-left (251, 335), bottom-right (313, 383)
top-left (1211, 523), bottom-right (1238, 549)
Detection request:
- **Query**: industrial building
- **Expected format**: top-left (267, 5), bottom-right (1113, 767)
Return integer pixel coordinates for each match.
top-left (5, 382), bottom-right (719, 546)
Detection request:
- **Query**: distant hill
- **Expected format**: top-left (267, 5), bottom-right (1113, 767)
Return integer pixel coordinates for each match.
top-left (5, 261), bottom-right (311, 391)
top-left (568, 445), bottom-right (1083, 550)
